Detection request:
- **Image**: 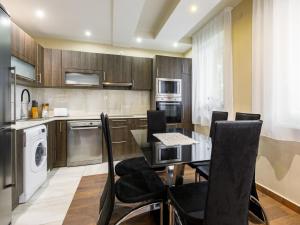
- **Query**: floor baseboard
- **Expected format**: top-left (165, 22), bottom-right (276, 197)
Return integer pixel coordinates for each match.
top-left (256, 183), bottom-right (300, 214)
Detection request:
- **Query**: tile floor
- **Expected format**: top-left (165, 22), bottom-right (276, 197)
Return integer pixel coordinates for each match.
top-left (12, 164), bottom-right (109, 225)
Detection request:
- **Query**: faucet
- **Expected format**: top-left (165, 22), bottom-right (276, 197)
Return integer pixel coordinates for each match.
top-left (21, 89), bottom-right (31, 120)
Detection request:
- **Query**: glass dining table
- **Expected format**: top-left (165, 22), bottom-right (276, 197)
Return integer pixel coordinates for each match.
top-left (131, 127), bottom-right (268, 224)
top-left (131, 128), bottom-right (212, 186)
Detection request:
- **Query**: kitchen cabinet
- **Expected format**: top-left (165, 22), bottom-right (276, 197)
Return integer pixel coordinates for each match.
top-left (43, 48), bottom-right (62, 87)
top-left (182, 58), bottom-right (192, 75)
top-left (132, 57), bottom-right (152, 90)
top-left (62, 50), bottom-right (102, 71)
top-left (155, 55), bottom-right (182, 79)
top-left (46, 121), bottom-right (56, 170)
top-left (53, 120), bottom-right (67, 167)
top-left (12, 130), bottom-right (24, 210)
top-left (103, 118), bottom-right (146, 161)
top-left (181, 73), bottom-right (193, 130)
top-left (11, 22), bottom-right (37, 66)
top-left (36, 44), bottom-right (44, 87)
top-left (102, 54), bottom-right (132, 85)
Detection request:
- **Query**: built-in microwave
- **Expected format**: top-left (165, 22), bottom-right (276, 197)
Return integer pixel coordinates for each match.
top-left (156, 78), bottom-right (182, 99)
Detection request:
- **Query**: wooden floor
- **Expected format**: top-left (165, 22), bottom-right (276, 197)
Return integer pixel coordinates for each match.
top-left (63, 167), bottom-right (300, 225)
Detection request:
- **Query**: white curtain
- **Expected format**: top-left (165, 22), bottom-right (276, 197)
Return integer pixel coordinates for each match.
top-left (192, 8), bottom-right (233, 126)
top-left (253, 0), bottom-right (300, 142)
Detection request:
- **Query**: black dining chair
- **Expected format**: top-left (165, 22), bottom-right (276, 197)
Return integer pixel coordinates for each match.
top-left (114, 110), bottom-right (167, 176)
top-left (168, 120), bottom-right (263, 225)
top-left (196, 112), bottom-right (261, 180)
top-left (189, 111), bottom-right (228, 182)
top-left (98, 113), bottom-right (165, 225)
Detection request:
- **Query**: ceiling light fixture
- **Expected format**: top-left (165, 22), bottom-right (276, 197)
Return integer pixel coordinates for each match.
top-left (136, 37), bottom-right (142, 43)
top-left (85, 30), bottom-right (92, 37)
top-left (173, 42), bottom-right (178, 48)
top-left (35, 9), bottom-right (45, 19)
top-left (190, 4), bottom-right (198, 13)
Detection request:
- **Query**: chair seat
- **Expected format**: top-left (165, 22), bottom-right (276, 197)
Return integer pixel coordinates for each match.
top-left (116, 170), bottom-right (165, 203)
top-left (168, 182), bottom-right (208, 225)
top-left (188, 161), bottom-right (210, 169)
top-left (195, 164), bottom-right (210, 179)
top-left (115, 157), bottom-right (151, 176)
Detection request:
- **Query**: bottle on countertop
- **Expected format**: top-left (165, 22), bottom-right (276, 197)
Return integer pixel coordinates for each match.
top-left (42, 103), bottom-right (49, 118)
top-left (31, 100), bottom-right (39, 119)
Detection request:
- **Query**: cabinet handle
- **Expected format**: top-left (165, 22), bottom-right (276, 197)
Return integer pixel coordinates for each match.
top-left (112, 141), bottom-right (126, 144)
top-left (39, 73), bottom-right (42, 83)
top-left (59, 122), bottom-right (62, 132)
top-left (103, 71), bottom-right (106, 81)
top-left (139, 118), bottom-right (147, 121)
top-left (132, 80), bottom-right (135, 88)
top-left (111, 126), bottom-right (127, 129)
top-left (10, 67), bottom-right (17, 124)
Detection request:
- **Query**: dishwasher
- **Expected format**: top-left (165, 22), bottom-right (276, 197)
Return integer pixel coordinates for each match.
top-left (67, 120), bottom-right (102, 166)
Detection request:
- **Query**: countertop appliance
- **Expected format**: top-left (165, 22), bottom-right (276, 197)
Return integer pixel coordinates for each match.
top-left (67, 120), bottom-right (102, 166)
top-left (19, 125), bottom-right (47, 203)
top-left (0, 4), bottom-right (13, 225)
top-left (156, 78), bottom-right (182, 101)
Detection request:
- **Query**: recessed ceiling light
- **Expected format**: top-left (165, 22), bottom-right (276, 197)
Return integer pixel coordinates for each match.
top-left (136, 37), bottom-right (142, 43)
top-left (35, 9), bottom-right (45, 19)
top-left (173, 42), bottom-right (178, 48)
top-left (85, 30), bottom-right (92, 37)
top-left (190, 4), bottom-right (198, 13)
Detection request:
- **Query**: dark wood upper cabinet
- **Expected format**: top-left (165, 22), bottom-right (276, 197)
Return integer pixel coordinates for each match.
top-left (155, 55), bottom-right (182, 79)
top-left (62, 50), bottom-right (102, 71)
top-left (36, 44), bottom-right (44, 86)
top-left (11, 22), bottom-right (25, 60)
top-left (132, 57), bottom-right (152, 90)
top-left (102, 54), bottom-right (132, 84)
top-left (43, 48), bottom-right (62, 87)
top-left (182, 58), bottom-right (192, 75)
top-left (11, 22), bottom-right (37, 66)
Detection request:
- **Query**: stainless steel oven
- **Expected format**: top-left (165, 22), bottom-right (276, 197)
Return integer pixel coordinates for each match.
top-left (67, 120), bottom-right (102, 166)
top-left (156, 101), bottom-right (182, 123)
top-left (156, 78), bottom-right (182, 99)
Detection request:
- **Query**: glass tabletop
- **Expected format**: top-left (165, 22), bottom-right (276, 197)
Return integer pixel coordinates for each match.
top-left (131, 128), bottom-right (212, 168)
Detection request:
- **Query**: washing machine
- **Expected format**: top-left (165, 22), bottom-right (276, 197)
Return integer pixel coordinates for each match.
top-left (19, 125), bottom-right (47, 203)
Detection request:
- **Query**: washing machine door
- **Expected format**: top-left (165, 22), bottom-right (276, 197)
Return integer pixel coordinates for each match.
top-left (31, 139), bottom-right (47, 173)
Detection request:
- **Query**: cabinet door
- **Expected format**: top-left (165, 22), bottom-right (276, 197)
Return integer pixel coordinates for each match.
top-left (24, 33), bottom-right (37, 65)
top-left (103, 55), bottom-right (132, 83)
top-left (80, 52), bottom-right (99, 70)
top-left (155, 55), bottom-right (182, 79)
top-left (43, 49), bottom-right (62, 87)
top-left (102, 54), bottom-right (121, 83)
top-left (47, 121), bottom-right (56, 170)
top-left (54, 121), bottom-right (67, 167)
top-left (62, 50), bottom-right (80, 69)
top-left (36, 44), bottom-right (44, 87)
top-left (11, 22), bottom-right (25, 60)
top-left (132, 57), bottom-right (152, 90)
top-left (182, 73), bottom-right (193, 130)
top-left (182, 58), bottom-right (192, 75)
top-left (109, 119), bottom-right (128, 160)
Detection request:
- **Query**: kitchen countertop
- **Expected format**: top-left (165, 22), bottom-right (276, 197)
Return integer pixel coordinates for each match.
top-left (11, 114), bottom-right (147, 130)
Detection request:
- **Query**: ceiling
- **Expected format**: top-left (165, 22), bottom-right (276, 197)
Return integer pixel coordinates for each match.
top-left (1, 0), bottom-right (241, 53)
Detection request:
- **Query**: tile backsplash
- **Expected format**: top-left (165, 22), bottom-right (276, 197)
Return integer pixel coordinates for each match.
top-left (34, 88), bottom-right (150, 116)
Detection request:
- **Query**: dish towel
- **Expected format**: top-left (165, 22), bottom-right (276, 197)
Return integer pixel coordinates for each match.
top-left (153, 132), bottom-right (199, 146)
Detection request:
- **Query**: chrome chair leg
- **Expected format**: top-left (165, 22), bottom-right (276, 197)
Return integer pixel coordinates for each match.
top-left (114, 201), bottom-right (162, 225)
top-left (249, 196), bottom-right (269, 225)
top-left (174, 208), bottom-right (183, 225)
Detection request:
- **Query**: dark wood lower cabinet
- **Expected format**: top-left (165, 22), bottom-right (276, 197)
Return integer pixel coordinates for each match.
top-left (46, 121), bottom-right (56, 170)
top-left (12, 130), bottom-right (24, 210)
top-left (53, 120), bottom-right (67, 167)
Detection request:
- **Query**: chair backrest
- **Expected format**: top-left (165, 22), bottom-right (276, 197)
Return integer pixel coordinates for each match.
top-left (209, 111), bottom-right (228, 138)
top-left (204, 121), bottom-right (263, 225)
top-left (98, 113), bottom-right (115, 225)
top-left (235, 112), bottom-right (261, 121)
top-left (147, 110), bottom-right (167, 133)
